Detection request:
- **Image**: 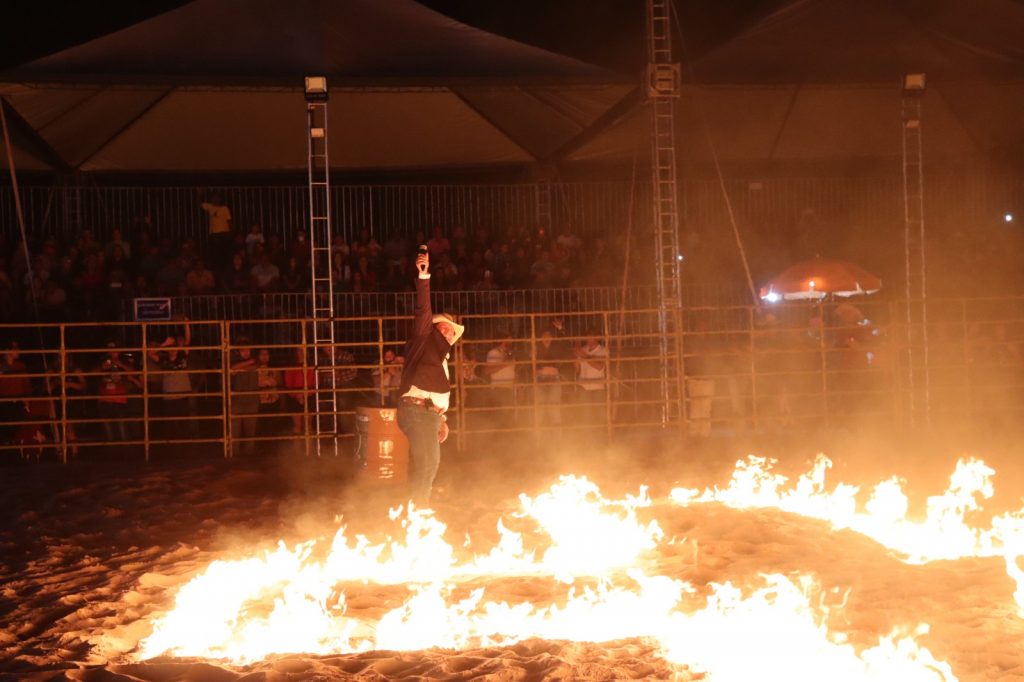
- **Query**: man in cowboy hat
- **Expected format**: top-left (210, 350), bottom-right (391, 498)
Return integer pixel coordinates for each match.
top-left (396, 249), bottom-right (464, 504)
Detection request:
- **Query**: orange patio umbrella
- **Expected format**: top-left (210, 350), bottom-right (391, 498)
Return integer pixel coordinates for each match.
top-left (759, 257), bottom-right (882, 301)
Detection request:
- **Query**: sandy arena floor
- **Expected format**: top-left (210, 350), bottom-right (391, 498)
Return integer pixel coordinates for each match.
top-left (2, 429), bottom-right (1024, 681)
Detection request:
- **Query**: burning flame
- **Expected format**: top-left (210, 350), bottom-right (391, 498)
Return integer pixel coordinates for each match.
top-left (131, 472), bottom-right (970, 679)
top-left (670, 455), bottom-right (1024, 564)
top-left (671, 454), bottom-right (1024, 620)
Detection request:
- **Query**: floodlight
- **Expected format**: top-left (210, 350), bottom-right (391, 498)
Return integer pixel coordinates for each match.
top-left (1005, 213), bottom-right (1014, 223)
top-left (304, 76), bottom-right (328, 103)
top-left (903, 73), bottom-right (926, 92)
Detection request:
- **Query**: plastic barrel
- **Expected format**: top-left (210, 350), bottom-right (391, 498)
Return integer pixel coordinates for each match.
top-left (355, 406), bottom-right (409, 483)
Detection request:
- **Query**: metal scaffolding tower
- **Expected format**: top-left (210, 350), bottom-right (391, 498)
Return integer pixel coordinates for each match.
top-left (645, 0), bottom-right (685, 427)
top-left (901, 75), bottom-right (930, 423)
top-left (305, 79), bottom-right (339, 456)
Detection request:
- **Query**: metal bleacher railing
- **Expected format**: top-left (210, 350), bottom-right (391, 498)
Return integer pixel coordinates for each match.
top-left (2, 296), bottom-right (1023, 462)
top-left (118, 284), bottom-right (750, 323)
top-left (5, 174), bottom-right (1018, 248)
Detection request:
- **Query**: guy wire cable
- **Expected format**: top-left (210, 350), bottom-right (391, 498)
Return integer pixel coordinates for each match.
top-left (668, 0), bottom-right (761, 308)
top-left (1, 98), bottom-right (63, 453)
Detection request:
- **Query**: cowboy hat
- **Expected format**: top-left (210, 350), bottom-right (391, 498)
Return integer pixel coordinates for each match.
top-left (432, 313), bottom-right (465, 344)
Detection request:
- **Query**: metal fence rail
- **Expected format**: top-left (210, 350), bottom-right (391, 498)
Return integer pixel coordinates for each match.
top-left (3, 296), bottom-right (1024, 462)
top-left (120, 285), bottom-right (750, 324)
top-left (2, 183), bottom-right (639, 245)
top-left (5, 173), bottom-right (1022, 246)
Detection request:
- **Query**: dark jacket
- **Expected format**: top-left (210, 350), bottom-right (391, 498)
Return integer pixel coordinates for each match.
top-left (399, 276), bottom-right (452, 395)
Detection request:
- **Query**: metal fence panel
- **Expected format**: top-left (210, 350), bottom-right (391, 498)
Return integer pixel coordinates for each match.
top-left (7, 173), bottom-right (1022, 247)
top-left (5, 296), bottom-right (1024, 461)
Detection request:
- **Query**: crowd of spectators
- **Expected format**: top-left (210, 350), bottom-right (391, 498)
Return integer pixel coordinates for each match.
top-left (0, 194), bottom-right (628, 323)
top-left (0, 313), bottom-right (617, 458)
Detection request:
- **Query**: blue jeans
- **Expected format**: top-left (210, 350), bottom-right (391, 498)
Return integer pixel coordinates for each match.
top-left (397, 403), bottom-right (441, 504)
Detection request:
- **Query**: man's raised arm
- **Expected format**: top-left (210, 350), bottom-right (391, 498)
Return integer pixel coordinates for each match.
top-left (413, 251), bottom-right (433, 337)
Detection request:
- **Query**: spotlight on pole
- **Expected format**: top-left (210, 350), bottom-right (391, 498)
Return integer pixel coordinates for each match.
top-left (304, 76), bottom-right (328, 103)
top-left (1005, 213), bottom-right (1014, 224)
top-left (903, 73), bottom-right (926, 94)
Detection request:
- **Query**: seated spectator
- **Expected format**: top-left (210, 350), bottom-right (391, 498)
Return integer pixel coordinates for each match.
top-left (355, 255), bottom-right (378, 292)
top-left (266, 234), bottom-right (287, 267)
top-left (185, 260), bottom-right (216, 294)
top-left (134, 220), bottom-right (152, 250)
top-left (436, 253), bottom-right (459, 286)
top-left (39, 279), bottom-right (67, 320)
top-left (78, 254), bottom-right (106, 297)
top-left (223, 252), bottom-right (253, 293)
top-left (331, 251), bottom-right (352, 291)
top-left (138, 245), bottom-right (165, 284)
top-left (24, 275), bottom-right (45, 309)
top-left (508, 246), bottom-right (531, 287)
top-left (382, 256), bottom-right (409, 291)
top-left (52, 255), bottom-right (76, 291)
top-left (427, 226), bottom-right (451, 259)
top-left (531, 269), bottom-right (552, 289)
top-left (352, 228), bottom-right (377, 258)
top-left (134, 274), bottom-right (156, 298)
top-left (531, 249), bottom-right (556, 281)
top-left (281, 256), bottom-right (308, 293)
top-left (92, 267), bottom-right (130, 320)
top-left (382, 232), bottom-right (409, 266)
top-left (289, 230), bottom-right (311, 264)
top-left (245, 223), bottom-right (265, 258)
top-left (155, 256), bottom-right (188, 295)
top-left (251, 253), bottom-right (280, 292)
top-left (331, 233), bottom-right (350, 260)
top-left (470, 268), bottom-right (498, 291)
top-left (23, 255), bottom-right (51, 292)
top-left (77, 229), bottom-right (101, 257)
top-left (179, 237), bottom-right (200, 269)
top-left (105, 228), bottom-right (132, 261)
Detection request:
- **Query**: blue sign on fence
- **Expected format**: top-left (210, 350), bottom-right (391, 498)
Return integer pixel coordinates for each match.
top-left (133, 297), bottom-right (172, 322)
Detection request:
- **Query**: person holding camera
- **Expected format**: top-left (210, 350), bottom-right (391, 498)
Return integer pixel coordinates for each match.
top-left (396, 247), bottom-right (464, 505)
top-left (229, 338), bottom-right (260, 457)
top-left (96, 341), bottom-right (142, 444)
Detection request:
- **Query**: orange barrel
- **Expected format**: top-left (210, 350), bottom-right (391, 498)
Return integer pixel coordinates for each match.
top-left (355, 406), bottom-right (409, 483)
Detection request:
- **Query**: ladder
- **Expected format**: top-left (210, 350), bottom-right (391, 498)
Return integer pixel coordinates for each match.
top-left (306, 96), bottom-right (339, 456)
top-left (901, 93), bottom-right (930, 423)
top-left (535, 181), bottom-right (552, 235)
top-left (646, 0), bottom-right (684, 428)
